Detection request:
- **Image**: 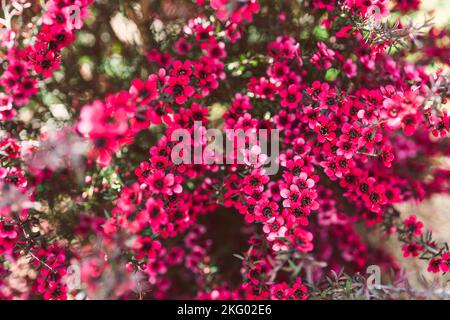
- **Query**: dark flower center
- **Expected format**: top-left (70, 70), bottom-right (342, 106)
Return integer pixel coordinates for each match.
top-left (154, 180), bottom-right (164, 189)
top-left (173, 85), bottom-right (183, 96)
top-left (94, 138), bottom-right (107, 148)
top-left (301, 196), bottom-right (311, 207)
top-left (359, 183), bottom-right (369, 194)
top-left (250, 178), bottom-right (260, 186)
top-left (320, 126), bottom-right (329, 135)
top-left (263, 207), bottom-right (272, 217)
top-left (370, 192), bottom-right (379, 203)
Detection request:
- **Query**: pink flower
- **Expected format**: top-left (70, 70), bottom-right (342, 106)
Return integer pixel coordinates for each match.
top-left (263, 216), bottom-right (287, 241)
top-left (280, 184), bottom-right (301, 208)
top-left (280, 84), bottom-right (302, 109)
top-left (402, 243), bottom-right (423, 258)
top-left (404, 215), bottom-right (423, 236)
top-left (129, 75), bottom-right (159, 104)
top-left (343, 58), bottom-right (357, 77)
top-left (146, 170), bottom-right (182, 195)
top-left (439, 253), bottom-right (450, 273)
top-left (242, 145), bottom-right (268, 168)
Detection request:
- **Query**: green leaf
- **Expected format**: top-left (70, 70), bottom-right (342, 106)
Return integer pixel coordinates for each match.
top-left (313, 26), bottom-right (329, 41)
top-left (325, 68), bottom-right (340, 81)
top-left (346, 279), bottom-right (352, 293)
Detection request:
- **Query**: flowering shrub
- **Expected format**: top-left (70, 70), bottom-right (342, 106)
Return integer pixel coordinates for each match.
top-left (0, 0), bottom-right (449, 300)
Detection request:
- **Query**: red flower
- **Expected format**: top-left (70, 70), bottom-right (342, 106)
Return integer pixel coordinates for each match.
top-left (428, 258), bottom-right (442, 273)
top-left (404, 215), bottom-right (424, 236)
top-left (287, 278), bottom-right (308, 300)
top-left (280, 184), bottom-right (301, 208)
top-left (132, 237), bottom-right (163, 260)
top-left (291, 228), bottom-right (314, 253)
top-left (342, 58), bottom-right (357, 77)
top-left (380, 145), bottom-right (395, 168)
top-left (146, 170), bottom-right (182, 195)
top-left (439, 253), bottom-right (450, 273)
top-left (170, 60), bottom-right (193, 78)
top-left (255, 199), bottom-right (279, 222)
top-left (243, 169), bottom-right (269, 195)
top-left (129, 75), bottom-right (159, 104)
top-left (311, 42), bottom-right (335, 70)
top-left (402, 243), bottom-right (423, 258)
top-left (0, 138), bottom-right (20, 159)
top-left (174, 38), bottom-right (192, 55)
top-left (26, 42), bottom-right (60, 78)
top-left (270, 282), bottom-right (289, 300)
top-left (280, 84), bottom-right (302, 109)
top-left (246, 263), bottom-right (264, 285)
top-left (165, 75), bottom-right (195, 104)
top-left (315, 115), bottom-right (337, 143)
top-left (263, 216), bottom-right (287, 241)
top-left (365, 184), bottom-right (387, 213)
top-left (402, 113), bottom-right (422, 136)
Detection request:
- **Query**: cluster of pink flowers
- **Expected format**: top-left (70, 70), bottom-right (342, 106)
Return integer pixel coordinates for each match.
top-left (0, 0), bottom-right (449, 300)
top-left (0, 0), bottom-right (92, 120)
top-left (0, 0), bottom-right (92, 299)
